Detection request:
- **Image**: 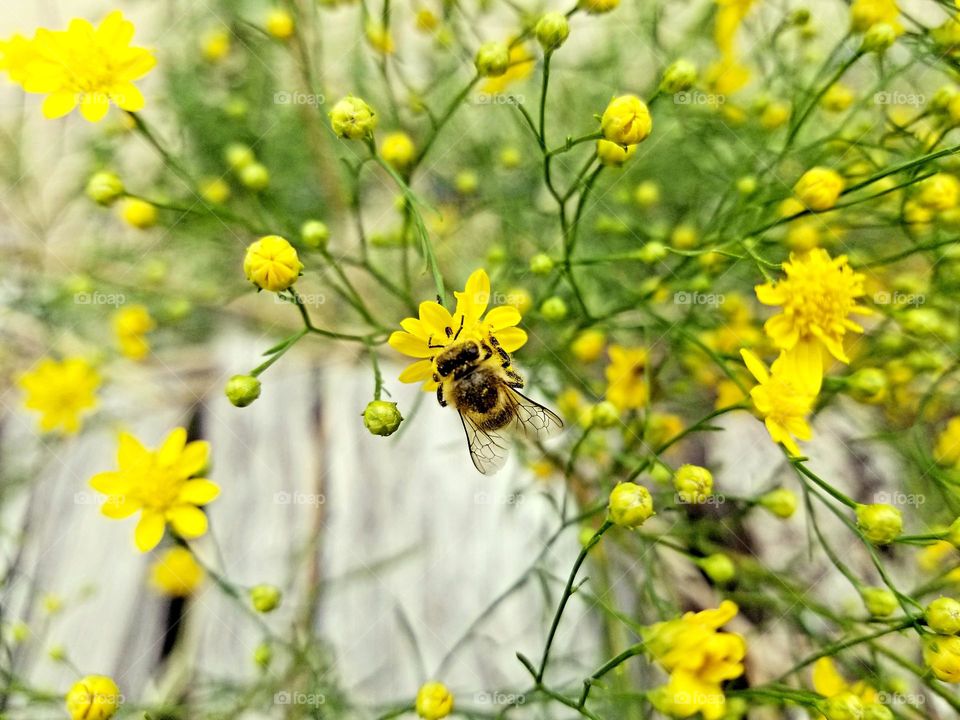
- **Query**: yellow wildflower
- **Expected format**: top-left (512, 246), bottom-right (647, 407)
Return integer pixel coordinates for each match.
top-left (917, 173), bottom-right (960, 211)
top-left (89, 427), bottom-right (219, 552)
top-left (265, 9), bottom-right (295, 40)
top-left (794, 167), bottom-right (845, 211)
top-left (389, 269), bottom-right (527, 392)
top-left (935, 417), bottom-right (960, 466)
top-left (597, 139), bottom-right (636, 167)
top-left (381, 131), bottom-right (416, 171)
top-left (4, 12), bottom-right (155, 122)
top-left (741, 349), bottom-right (819, 456)
top-left (923, 634), bottom-right (960, 682)
top-left (416, 682), bottom-right (454, 719)
top-left (365, 21), bottom-right (395, 54)
top-left (644, 600), bottom-right (746, 720)
top-left (201, 29), bottom-right (231, 63)
top-left (18, 357), bottom-right (100, 434)
top-left (601, 95), bottom-right (652, 146)
top-left (120, 198), bottom-right (157, 230)
top-left (822, 83), bottom-right (854, 112)
top-left (243, 235), bottom-right (303, 292)
top-left (113, 305), bottom-right (155, 361)
top-left (714, 0), bottom-right (759, 56)
top-left (812, 657), bottom-right (879, 707)
top-left (755, 249), bottom-right (870, 376)
top-left (604, 345), bottom-right (648, 410)
top-left (149, 546), bottom-right (204, 597)
top-left (66, 675), bottom-right (122, 720)
top-left (850, 0), bottom-right (901, 34)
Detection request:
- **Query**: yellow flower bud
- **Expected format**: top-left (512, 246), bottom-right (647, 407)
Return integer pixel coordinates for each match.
top-left (861, 22), bottom-right (897, 52)
top-left (660, 59), bottom-right (697, 94)
top-left (362, 400), bottom-right (403, 436)
top-left (381, 131), bottom-right (416, 171)
top-left (250, 584), bottom-right (282, 613)
top-left (601, 95), bottom-right (652, 146)
top-left (923, 634), bottom-right (960, 682)
top-left (540, 296), bottom-right (568, 321)
top-left (265, 9), bottom-right (295, 40)
top-left (199, 177), bottom-right (231, 205)
top-left (794, 167), bottom-right (845, 211)
top-left (253, 642), bottom-right (272, 669)
top-left (499, 146), bottom-right (521, 169)
top-left (474, 41), bottom-right (510, 77)
top-left (455, 170), bottom-right (478, 195)
top-left (416, 681), bottom-right (454, 720)
top-left (637, 240), bottom-right (668, 264)
top-left (201, 29), bottom-right (231, 62)
top-left (120, 198), bottom-right (158, 230)
top-left (634, 180), bottom-right (660, 207)
top-left (608, 481), bottom-right (655, 528)
top-left (571, 330), bottom-right (606, 363)
top-left (917, 173), bottom-right (960, 211)
top-left (503, 287), bottom-right (532, 314)
top-left (856, 503), bottom-right (902, 545)
top-left (243, 235), bottom-right (303, 292)
top-left (670, 224), bottom-right (698, 249)
top-left (240, 163), bottom-right (270, 191)
top-left (225, 143), bottom-right (256, 170)
top-left (862, 587), bottom-right (898, 617)
top-left (225, 375), bottom-right (262, 407)
top-left (66, 676), bottom-right (122, 720)
top-left (759, 100), bottom-right (790, 130)
top-left (596, 139), bottom-right (636, 167)
top-left (535, 12), bottom-right (570, 51)
top-left (822, 84), bottom-right (854, 112)
top-left (589, 401), bottom-right (620, 429)
top-left (822, 691), bottom-right (864, 720)
top-left (699, 553), bottom-right (736, 583)
top-left (149, 547), bottom-right (204, 597)
top-left (759, 488), bottom-right (797, 518)
top-left (330, 96), bottom-right (377, 140)
top-left (530, 253), bottom-right (554, 274)
top-left (674, 464), bottom-right (713, 504)
top-left (927, 597), bottom-right (960, 635)
top-left (86, 171), bottom-right (124, 206)
top-left (846, 368), bottom-right (887, 404)
top-left (737, 176), bottom-right (757, 196)
top-left (580, 0), bottom-right (620, 14)
top-left (43, 593), bottom-right (64, 614)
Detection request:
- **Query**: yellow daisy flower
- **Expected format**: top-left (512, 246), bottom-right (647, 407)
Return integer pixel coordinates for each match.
top-left (604, 345), bottom-right (649, 411)
top-left (18, 357), bottom-right (100, 434)
top-left (89, 428), bottom-right (219, 552)
top-left (741, 348), bottom-right (819, 456)
top-left (4, 11), bottom-right (156, 122)
top-left (388, 269), bottom-right (527, 391)
top-left (755, 249), bottom-right (871, 381)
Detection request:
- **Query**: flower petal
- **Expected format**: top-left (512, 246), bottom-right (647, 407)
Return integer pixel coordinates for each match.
top-left (739, 349), bottom-right (768, 384)
top-left (398, 359), bottom-right (434, 384)
top-left (484, 306), bottom-right (521, 331)
top-left (167, 505), bottom-right (209, 539)
top-left (134, 511), bottom-right (166, 552)
top-left (495, 327), bottom-right (527, 353)
top-left (177, 479), bottom-right (220, 506)
top-left (177, 440), bottom-right (210, 477)
top-left (111, 82), bottom-right (144, 112)
top-left (158, 428), bottom-right (188, 466)
top-left (90, 471), bottom-right (127, 495)
top-left (42, 91), bottom-right (77, 119)
top-left (101, 495), bottom-right (139, 519)
top-left (418, 301), bottom-right (454, 336)
top-left (117, 432), bottom-right (149, 469)
top-left (79, 92), bottom-right (111, 123)
top-left (388, 331), bottom-right (433, 358)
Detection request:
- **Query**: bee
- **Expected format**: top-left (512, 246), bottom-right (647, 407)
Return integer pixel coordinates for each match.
top-left (431, 330), bottom-right (563, 475)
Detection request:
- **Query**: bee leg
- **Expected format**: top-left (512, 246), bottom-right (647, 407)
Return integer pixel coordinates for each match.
top-left (506, 369), bottom-right (524, 388)
top-left (447, 315), bottom-right (465, 341)
top-left (480, 341), bottom-right (494, 361)
top-left (489, 335), bottom-right (512, 365)
top-left (427, 335), bottom-right (446, 350)
top-left (436, 383), bottom-right (448, 407)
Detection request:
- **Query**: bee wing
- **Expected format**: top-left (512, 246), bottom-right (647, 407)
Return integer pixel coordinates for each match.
top-left (459, 411), bottom-right (510, 476)
top-left (506, 389), bottom-right (564, 441)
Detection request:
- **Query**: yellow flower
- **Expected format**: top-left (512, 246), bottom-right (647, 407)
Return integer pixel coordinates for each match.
top-left (714, 0), bottom-right (759, 56)
top-left (706, 57), bottom-right (752, 95)
top-left (822, 83), bottom-right (854, 112)
top-left (935, 417), bottom-right (960, 466)
top-left (755, 249), bottom-right (870, 372)
top-left (5, 12), bottom-right (156, 122)
top-left (794, 167), bottom-right (845, 211)
top-left (644, 601), bottom-right (746, 720)
top-left (741, 349), bottom-right (819, 456)
top-left (850, 0), bottom-right (901, 34)
top-left (243, 235), bottom-right (303, 292)
top-left (596, 139), bottom-right (636, 167)
top-left (113, 305), bottom-right (155, 361)
top-left (759, 100), bottom-right (790, 129)
top-left (265, 9), bottom-right (295, 40)
top-left (149, 546), bottom-right (204, 597)
top-left (604, 345), bottom-right (648, 410)
top-left (120, 198), bottom-right (157, 229)
top-left (66, 675), bottom-right (122, 720)
top-left (381, 131), bottom-right (416, 170)
top-left (580, 0), bottom-right (620, 13)
top-left (201, 29), bottom-right (231, 62)
top-left (917, 173), bottom-right (960, 211)
top-left (812, 657), bottom-right (879, 706)
top-left (601, 95), bottom-right (652, 146)
top-left (481, 43), bottom-right (535, 95)
top-left (388, 269), bottom-right (526, 392)
top-left (416, 682), bottom-right (454, 719)
top-left (89, 428), bottom-right (219, 552)
top-left (571, 329), bottom-right (606, 363)
top-left (365, 21), bottom-right (395, 54)
top-left (923, 634), bottom-right (960, 682)
top-left (18, 357), bottom-right (100, 434)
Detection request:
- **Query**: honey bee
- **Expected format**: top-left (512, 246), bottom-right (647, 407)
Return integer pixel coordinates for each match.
top-left (431, 330), bottom-right (563, 475)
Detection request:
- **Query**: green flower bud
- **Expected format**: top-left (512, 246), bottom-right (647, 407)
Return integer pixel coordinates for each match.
top-left (540, 296), bottom-right (568, 321)
top-left (927, 597), bottom-right (960, 635)
top-left (362, 400), bottom-right (403, 437)
top-left (660, 59), bottom-right (697, 94)
top-left (862, 586), bottom-right (898, 617)
top-left (329, 95), bottom-right (377, 140)
top-left (86, 171), bottom-right (125, 206)
top-left (240, 163), bottom-right (270, 191)
top-left (253, 642), bottom-right (272, 669)
top-left (535, 12), bottom-right (570, 51)
top-left (699, 553), bottom-right (736, 584)
top-left (861, 23), bottom-right (897, 53)
top-left (225, 375), bottom-right (262, 408)
top-left (475, 41), bottom-right (510, 77)
top-left (589, 401), bottom-right (620, 429)
top-left (856, 503), bottom-right (902, 545)
top-left (530, 253), bottom-right (555, 274)
top-left (637, 241), bottom-right (668, 264)
top-left (822, 692), bottom-right (863, 720)
top-left (225, 143), bottom-right (256, 170)
top-left (301, 220), bottom-right (329, 249)
top-left (249, 584), bottom-right (282, 613)
top-left (608, 482), bottom-right (655, 528)
top-left (759, 488), bottom-right (797, 518)
top-left (674, 464), bottom-right (713, 504)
